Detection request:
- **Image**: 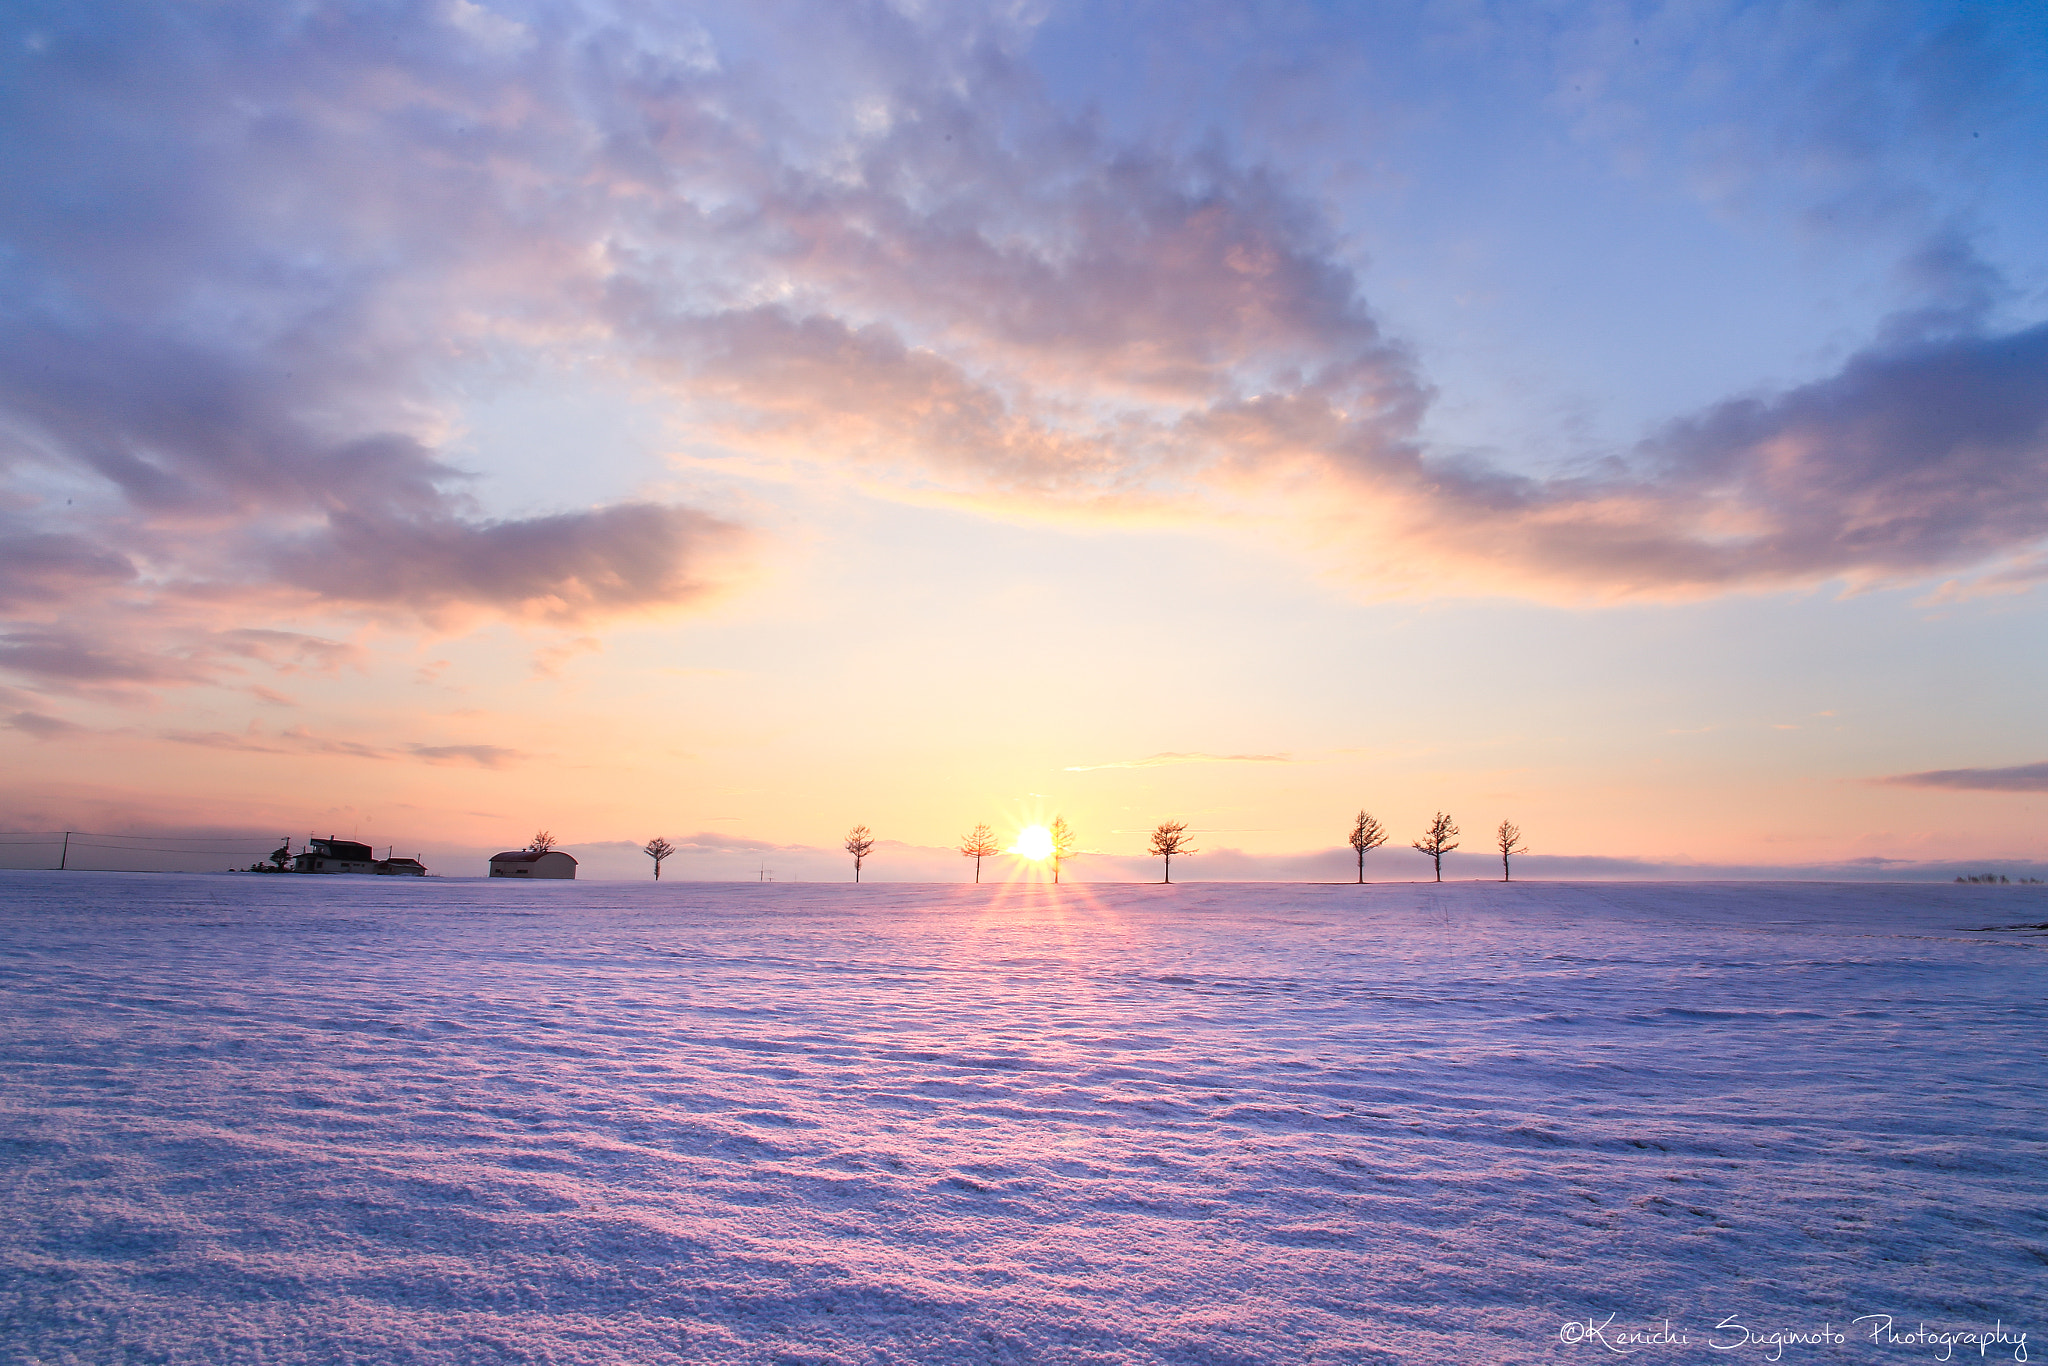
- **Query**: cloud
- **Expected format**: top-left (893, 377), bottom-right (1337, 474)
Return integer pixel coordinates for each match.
top-left (1072, 845), bottom-right (2048, 884)
top-left (164, 729), bottom-right (385, 761)
top-left (1064, 751), bottom-right (1297, 772)
top-left (5, 709), bottom-right (84, 739)
top-left (161, 727), bottom-right (523, 767)
top-left (0, 631), bottom-right (212, 688)
top-left (212, 630), bottom-right (362, 674)
top-left (655, 831), bottom-right (845, 856)
top-left (270, 504), bottom-right (747, 621)
top-left (1173, 311), bottom-right (2048, 600)
top-left (1618, 321), bottom-right (2048, 588)
top-left (0, 530), bottom-right (136, 613)
top-left (1878, 762), bottom-right (2048, 793)
top-left (0, 0), bottom-right (2043, 688)
top-left (0, 2), bottom-right (747, 645)
top-left (406, 743), bottom-right (523, 769)
top-left (0, 625), bottom-right (364, 698)
top-left (598, 38), bottom-right (2048, 600)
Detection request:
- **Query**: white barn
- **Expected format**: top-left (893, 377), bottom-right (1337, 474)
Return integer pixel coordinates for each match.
top-left (488, 849), bottom-right (578, 879)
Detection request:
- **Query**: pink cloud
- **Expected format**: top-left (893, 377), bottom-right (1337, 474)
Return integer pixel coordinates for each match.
top-left (161, 726), bottom-right (525, 768)
top-left (0, 0), bottom-right (2042, 735)
top-left (1878, 762), bottom-right (2048, 793)
top-left (5, 710), bottom-right (84, 740)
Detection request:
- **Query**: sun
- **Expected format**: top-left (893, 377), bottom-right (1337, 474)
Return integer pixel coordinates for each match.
top-left (1010, 824), bottom-right (1054, 861)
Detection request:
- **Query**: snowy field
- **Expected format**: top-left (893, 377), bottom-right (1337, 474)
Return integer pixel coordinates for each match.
top-left (0, 874), bottom-right (2041, 1365)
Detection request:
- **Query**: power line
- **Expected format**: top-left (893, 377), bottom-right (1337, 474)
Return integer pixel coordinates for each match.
top-left (62, 840), bottom-right (279, 852)
top-left (0, 830), bottom-right (291, 842)
top-left (0, 829), bottom-right (299, 872)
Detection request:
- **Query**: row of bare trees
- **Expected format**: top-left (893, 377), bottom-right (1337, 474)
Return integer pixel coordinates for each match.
top-left (967, 818), bottom-right (1191, 883)
top-left (1351, 811), bottom-right (1527, 882)
top-left (629, 814), bottom-right (1527, 882)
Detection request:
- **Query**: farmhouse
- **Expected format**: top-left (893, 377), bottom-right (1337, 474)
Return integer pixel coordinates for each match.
top-left (293, 837), bottom-right (377, 875)
top-left (489, 849), bottom-right (578, 879)
top-left (290, 838), bottom-right (429, 876)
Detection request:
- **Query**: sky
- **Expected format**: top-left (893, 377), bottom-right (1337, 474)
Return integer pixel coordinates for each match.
top-left (2, 0), bottom-right (2046, 881)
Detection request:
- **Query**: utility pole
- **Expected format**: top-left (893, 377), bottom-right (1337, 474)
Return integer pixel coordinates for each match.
top-left (58, 831), bottom-right (70, 870)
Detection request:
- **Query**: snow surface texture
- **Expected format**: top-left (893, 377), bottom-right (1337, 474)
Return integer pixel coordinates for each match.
top-left (0, 874), bottom-right (2041, 1365)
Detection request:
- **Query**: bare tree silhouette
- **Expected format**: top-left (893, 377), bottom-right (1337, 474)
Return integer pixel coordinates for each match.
top-left (1411, 812), bottom-right (1459, 882)
top-left (1148, 821), bottom-right (1195, 883)
top-left (1348, 810), bottom-right (1388, 883)
top-left (643, 837), bottom-right (675, 880)
top-left (1496, 820), bottom-right (1526, 882)
top-left (528, 829), bottom-right (557, 853)
top-left (1049, 815), bottom-right (1077, 884)
top-left (959, 824), bottom-right (999, 883)
top-left (845, 825), bottom-right (875, 883)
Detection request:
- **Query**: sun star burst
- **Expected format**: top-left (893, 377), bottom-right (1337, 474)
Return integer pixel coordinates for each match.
top-left (1011, 824), bottom-right (1054, 861)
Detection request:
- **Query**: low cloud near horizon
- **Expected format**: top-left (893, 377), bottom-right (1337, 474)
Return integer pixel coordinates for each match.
top-left (1879, 761), bottom-right (2048, 793)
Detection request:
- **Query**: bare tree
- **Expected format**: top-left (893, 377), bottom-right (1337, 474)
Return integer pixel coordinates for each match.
top-left (845, 825), bottom-right (875, 882)
top-left (1348, 810), bottom-right (1387, 883)
top-left (529, 829), bottom-right (557, 853)
top-left (1049, 815), bottom-right (1077, 884)
top-left (1496, 820), bottom-right (1526, 882)
top-left (959, 824), bottom-right (999, 883)
top-left (1148, 821), bottom-right (1196, 883)
top-left (643, 837), bottom-right (675, 880)
top-left (1411, 812), bottom-right (1459, 882)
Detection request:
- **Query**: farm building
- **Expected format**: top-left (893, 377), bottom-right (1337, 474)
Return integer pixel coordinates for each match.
top-left (489, 849), bottom-right (578, 879)
top-left (292, 838), bottom-right (377, 875)
top-left (290, 838), bottom-right (428, 876)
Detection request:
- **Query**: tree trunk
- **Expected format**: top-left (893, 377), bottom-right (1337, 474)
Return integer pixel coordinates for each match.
top-left (1357, 849), bottom-right (1363, 883)
top-left (1163, 854), bottom-right (1171, 884)
top-left (974, 855), bottom-right (981, 884)
top-left (1434, 853), bottom-right (1442, 882)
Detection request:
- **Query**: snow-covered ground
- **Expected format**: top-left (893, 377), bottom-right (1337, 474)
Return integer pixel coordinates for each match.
top-left (0, 873), bottom-right (2041, 1364)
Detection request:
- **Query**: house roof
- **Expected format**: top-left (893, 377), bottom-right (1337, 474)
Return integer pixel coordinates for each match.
top-left (309, 837), bottom-right (375, 860)
top-left (489, 849), bottom-right (578, 863)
